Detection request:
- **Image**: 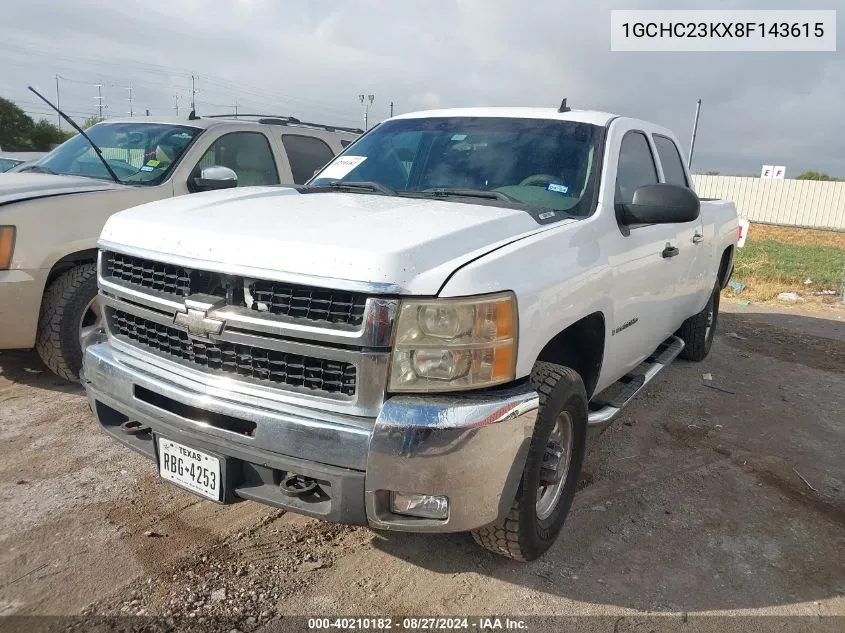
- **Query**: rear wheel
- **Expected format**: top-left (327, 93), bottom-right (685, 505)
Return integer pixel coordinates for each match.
top-left (36, 264), bottom-right (102, 381)
top-left (678, 280), bottom-right (720, 362)
top-left (471, 362), bottom-right (588, 561)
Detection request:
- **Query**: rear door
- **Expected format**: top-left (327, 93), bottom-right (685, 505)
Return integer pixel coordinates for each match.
top-left (652, 133), bottom-right (705, 325)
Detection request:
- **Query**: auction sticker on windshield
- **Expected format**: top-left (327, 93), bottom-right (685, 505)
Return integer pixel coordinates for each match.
top-left (158, 437), bottom-right (220, 501)
top-left (318, 155), bottom-right (367, 179)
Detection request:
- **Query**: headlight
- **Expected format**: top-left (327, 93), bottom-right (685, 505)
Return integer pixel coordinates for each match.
top-left (0, 226), bottom-right (16, 270)
top-left (388, 292), bottom-right (517, 393)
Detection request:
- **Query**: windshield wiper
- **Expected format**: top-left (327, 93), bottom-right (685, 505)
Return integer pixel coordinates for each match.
top-left (299, 181), bottom-right (395, 196)
top-left (27, 85), bottom-right (122, 185)
top-left (405, 188), bottom-right (518, 202)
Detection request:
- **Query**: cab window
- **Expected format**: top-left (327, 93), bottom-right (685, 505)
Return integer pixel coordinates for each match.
top-left (281, 134), bottom-right (335, 184)
top-left (615, 131), bottom-right (658, 205)
top-left (193, 132), bottom-right (279, 187)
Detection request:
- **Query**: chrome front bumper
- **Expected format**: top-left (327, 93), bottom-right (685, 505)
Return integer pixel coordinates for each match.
top-left (82, 342), bottom-right (539, 532)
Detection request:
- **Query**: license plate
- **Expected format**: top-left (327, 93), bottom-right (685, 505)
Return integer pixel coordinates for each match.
top-left (157, 438), bottom-right (221, 501)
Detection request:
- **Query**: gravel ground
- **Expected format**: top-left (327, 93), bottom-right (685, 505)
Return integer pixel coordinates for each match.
top-left (0, 303), bottom-right (843, 632)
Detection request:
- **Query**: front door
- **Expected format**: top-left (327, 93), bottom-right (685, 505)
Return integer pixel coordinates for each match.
top-left (605, 130), bottom-right (682, 375)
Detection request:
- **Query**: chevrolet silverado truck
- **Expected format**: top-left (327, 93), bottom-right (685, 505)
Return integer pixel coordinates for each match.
top-left (82, 105), bottom-right (739, 561)
top-left (0, 114), bottom-right (358, 380)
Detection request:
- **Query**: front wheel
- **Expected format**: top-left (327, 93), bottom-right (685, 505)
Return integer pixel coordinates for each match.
top-left (36, 264), bottom-right (102, 381)
top-left (677, 280), bottom-right (720, 362)
top-left (471, 362), bottom-right (588, 561)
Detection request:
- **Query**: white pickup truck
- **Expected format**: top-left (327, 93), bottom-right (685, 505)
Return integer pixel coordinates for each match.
top-left (82, 105), bottom-right (739, 561)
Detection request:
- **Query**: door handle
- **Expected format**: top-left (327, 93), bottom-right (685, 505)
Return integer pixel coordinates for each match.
top-left (662, 245), bottom-right (679, 258)
top-left (692, 232), bottom-right (704, 244)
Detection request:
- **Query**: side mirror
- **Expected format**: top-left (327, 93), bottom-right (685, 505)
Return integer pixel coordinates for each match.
top-left (189, 166), bottom-right (238, 193)
top-left (616, 184), bottom-right (700, 225)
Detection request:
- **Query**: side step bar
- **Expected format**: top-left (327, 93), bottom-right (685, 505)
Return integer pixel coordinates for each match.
top-left (587, 335), bottom-right (685, 427)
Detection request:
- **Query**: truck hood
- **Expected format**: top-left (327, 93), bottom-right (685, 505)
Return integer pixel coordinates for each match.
top-left (0, 173), bottom-right (126, 206)
top-left (100, 186), bottom-right (569, 295)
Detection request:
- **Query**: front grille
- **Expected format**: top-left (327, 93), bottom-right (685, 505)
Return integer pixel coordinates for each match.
top-left (103, 251), bottom-right (368, 326)
top-left (249, 280), bottom-right (365, 324)
top-left (109, 308), bottom-right (357, 397)
top-left (106, 252), bottom-right (192, 296)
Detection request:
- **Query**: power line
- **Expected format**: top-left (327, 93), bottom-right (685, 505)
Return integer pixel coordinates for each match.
top-left (1, 43), bottom-right (363, 127)
top-left (0, 44), bottom-right (358, 118)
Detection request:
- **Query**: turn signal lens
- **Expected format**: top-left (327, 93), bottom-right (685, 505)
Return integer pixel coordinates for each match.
top-left (0, 226), bottom-right (15, 270)
top-left (388, 292), bottom-right (518, 393)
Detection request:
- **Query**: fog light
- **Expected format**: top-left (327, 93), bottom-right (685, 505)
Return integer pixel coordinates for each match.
top-left (390, 491), bottom-right (449, 520)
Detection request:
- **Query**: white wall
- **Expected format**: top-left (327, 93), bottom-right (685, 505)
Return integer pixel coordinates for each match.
top-left (691, 175), bottom-right (845, 230)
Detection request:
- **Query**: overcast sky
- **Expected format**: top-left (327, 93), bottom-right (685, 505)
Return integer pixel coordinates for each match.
top-left (1, 0), bottom-right (842, 176)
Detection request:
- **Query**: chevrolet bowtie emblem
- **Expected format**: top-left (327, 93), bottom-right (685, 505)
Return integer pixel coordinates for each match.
top-left (174, 308), bottom-right (225, 338)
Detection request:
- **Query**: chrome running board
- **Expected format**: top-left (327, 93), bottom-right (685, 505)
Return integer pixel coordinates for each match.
top-left (587, 335), bottom-right (685, 427)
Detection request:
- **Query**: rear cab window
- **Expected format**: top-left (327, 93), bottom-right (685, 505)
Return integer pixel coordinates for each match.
top-left (281, 134), bottom-right (335, 184)
top-left (653, 135), bottom-right (689, 187)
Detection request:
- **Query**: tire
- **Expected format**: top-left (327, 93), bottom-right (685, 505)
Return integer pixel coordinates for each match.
top-left (678, 280), bottom-right (720, 362)
top-left (36, 264), bottom-right (101, 381)
top-left (471, 362), bottom-right (588, 561)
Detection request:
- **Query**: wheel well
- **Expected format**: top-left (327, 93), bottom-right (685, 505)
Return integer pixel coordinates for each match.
top-left (46, 249), bottom-right (98, 287)
top-left (718, 246), bottom-right (734, 289)
top-left (536, 312), bottom-right (605, 399)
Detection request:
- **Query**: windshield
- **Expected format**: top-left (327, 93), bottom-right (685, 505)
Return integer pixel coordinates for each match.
top-left (310, 117), bottom-right (603, 215)
top-left (28, 122), bottom-right (202, 185)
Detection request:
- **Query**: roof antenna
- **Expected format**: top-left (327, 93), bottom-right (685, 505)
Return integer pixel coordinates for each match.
top-left (558, 98), bottom-right (571, 113)
top-left (188, 109), bottom-right (199, 120)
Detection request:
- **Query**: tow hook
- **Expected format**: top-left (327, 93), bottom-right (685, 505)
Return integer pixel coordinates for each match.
top-left (120, 420), bottom-right (151, 435)
top-left (280, 474), bottom-right (318, 498)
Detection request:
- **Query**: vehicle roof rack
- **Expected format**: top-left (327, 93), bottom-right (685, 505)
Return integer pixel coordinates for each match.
top-left (202, 113), bottom-right (363, 134)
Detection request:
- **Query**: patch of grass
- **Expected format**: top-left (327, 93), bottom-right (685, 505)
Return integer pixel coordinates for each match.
top-left (745, 224), bottom-right (845, 249)
top-left (725, 223), bottom-right (844, 306)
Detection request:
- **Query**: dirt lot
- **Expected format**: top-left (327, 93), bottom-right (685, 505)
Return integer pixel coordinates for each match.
top-left (1, 303), bottom-right (844, 630)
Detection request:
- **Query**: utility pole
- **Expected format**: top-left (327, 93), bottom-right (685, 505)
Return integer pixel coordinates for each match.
top-left (95, 84), bottom-right (106, 121)
top-left (190, 74), bottom-right (198, 112)
top-left (234, 100), bottom-right (239, 119)
top-left (687, 99), bottom-right (702, 170)
top-left (55, 75), bottom-right (61, 131)
top-left (390, 101), bottom-right (394, 118)
top-left (126, 85), bottom-right (134, 117)
top-left (173, 94), bottom-right (181, 117)
top-left (359, 93), bottom-right (374, 130)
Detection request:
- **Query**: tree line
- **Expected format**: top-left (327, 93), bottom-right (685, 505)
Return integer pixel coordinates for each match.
top-left (0, 97), bottom-right (75, 151)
